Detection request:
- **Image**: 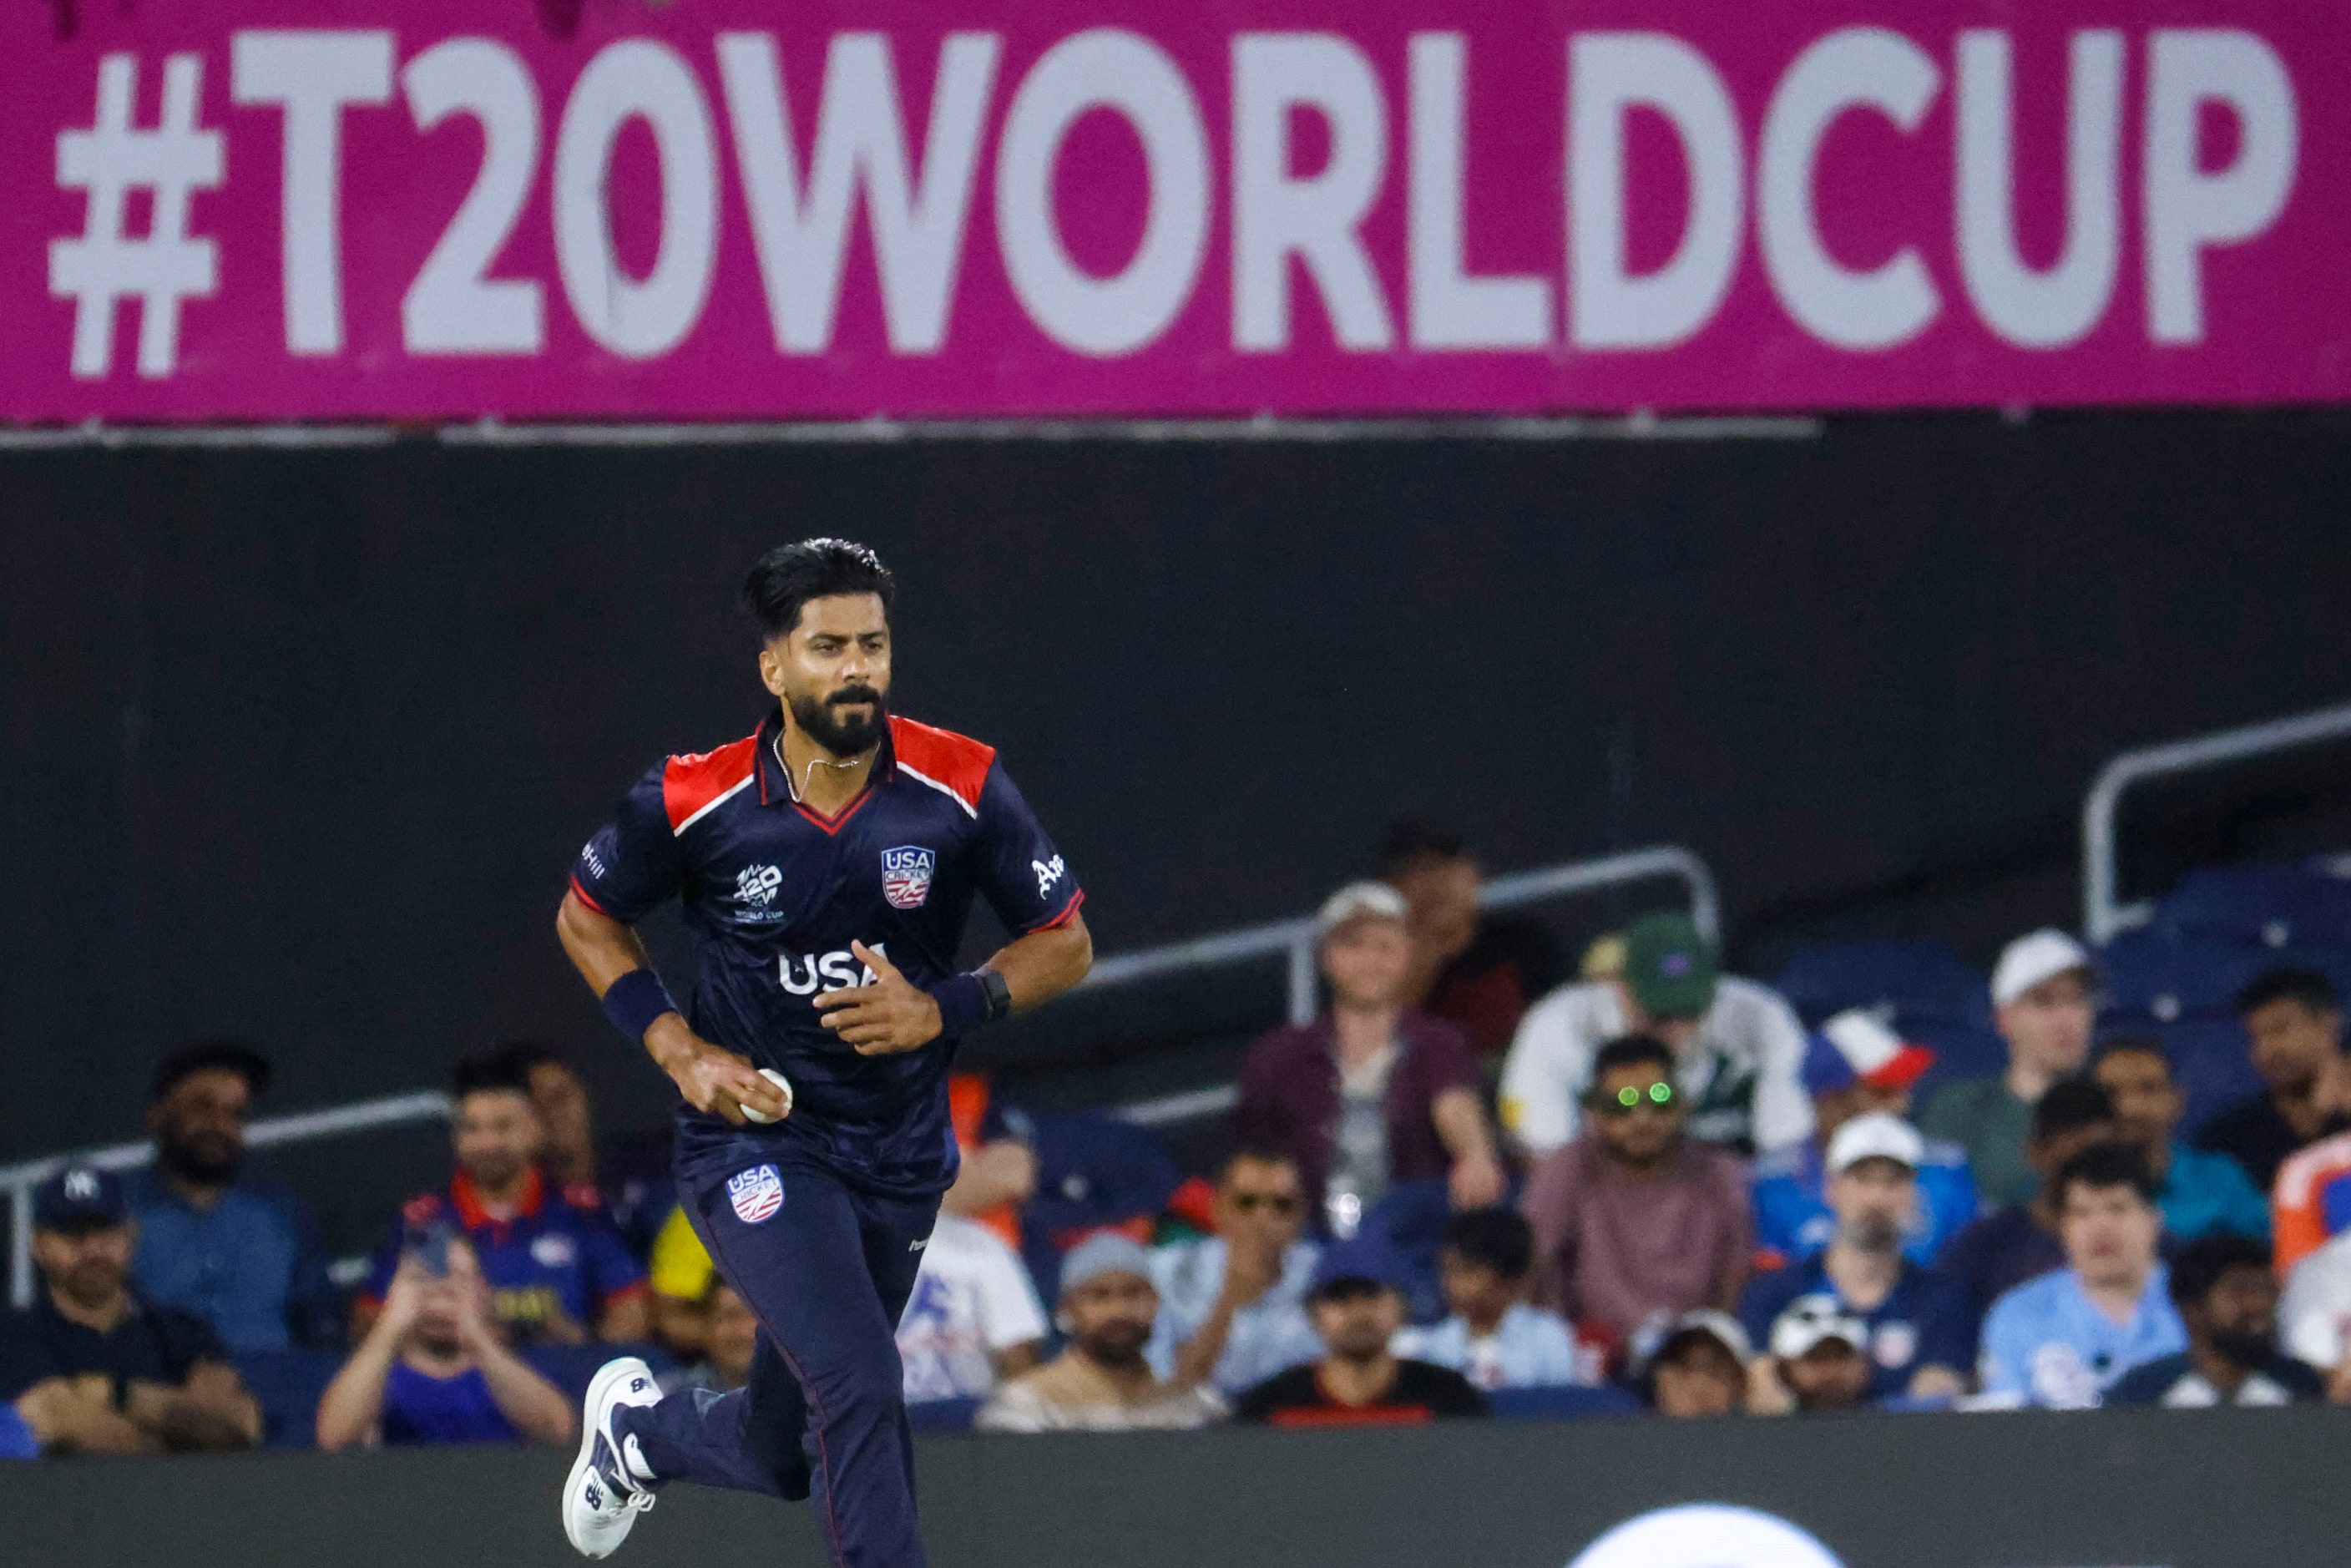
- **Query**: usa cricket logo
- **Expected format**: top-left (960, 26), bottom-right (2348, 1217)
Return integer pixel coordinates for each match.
top-left (727, 1164), bottom-right (785, 1224)
top-left (881, 846), bottom-right (936, 910)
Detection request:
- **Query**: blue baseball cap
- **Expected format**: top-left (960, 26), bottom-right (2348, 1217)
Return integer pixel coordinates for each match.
top-left (33, 1166), bottom-right (129, 1231)
top-left (1308, 1233), bottom-right (1414, 1299)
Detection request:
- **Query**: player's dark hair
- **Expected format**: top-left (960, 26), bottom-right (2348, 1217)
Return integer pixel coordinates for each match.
top-left (150, 1038), bottom-right (272, 1103)
top-left (2029, 1076), bottom-right (2113, 1143)
top-left (1439, 1206), bottom-right (1534, 1280)
top-left (449, 1050), bottom-right (536, 1103)
top-left (1590, 1034), bottom-right (1677, 1086)
top-left (1376, 819), bottom-right (1468, 877)
top-left (2092, 1035), bottom-right (2174, 1075)
top-left (741, 539), bottom-right (897, 641)
top-left (2234, 966), bottom-right (2339, 1019)
top-left (2167, 1234), bottom-right (2273, 1310)
top-left (2049, 1141), bottom-right (2159, 1209)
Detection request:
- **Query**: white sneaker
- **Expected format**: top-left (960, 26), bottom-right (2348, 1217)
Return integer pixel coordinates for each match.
top-left (562, 1357), bottom-right (663, 1559)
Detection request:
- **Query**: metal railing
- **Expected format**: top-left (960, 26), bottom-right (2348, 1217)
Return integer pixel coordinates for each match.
top-left (0, 1091), bottom-right (449, 1308)
top-left (1078, 843), bottom-right (1718, 1027)
top-left (2083, 701), bottom-right (2351, 943)
top-left (0, 843), bottom-right (1716, 1304)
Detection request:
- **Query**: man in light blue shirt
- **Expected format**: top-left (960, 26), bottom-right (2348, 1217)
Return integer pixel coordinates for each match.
top-left (1146, 1149), bottom-right (1322, 1393)
top-left (1978, 1143), bottom-right (2187, 1408)
top-left (1393, 1207), bottom-right (1585, 1389)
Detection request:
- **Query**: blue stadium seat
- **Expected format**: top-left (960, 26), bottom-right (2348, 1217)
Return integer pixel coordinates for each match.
top-left (1358, 1178), bottom-right (1454, 1326)
top-left (1019, 1113), bottom-right (1183, 1304)
top-left (2099, 928), bottom-right (2277, 1019)
top-left (1485, 1384), bottom-right (1642, 1422)
top-left (1772, 940), bottom-right (1995, 1032)
top-left (2154, 863), bottom-right (2351, 952)
top-left (906, 1396), bottom-right (981, 1434)
top-left (232, 1348), bottom-right (343, 1449)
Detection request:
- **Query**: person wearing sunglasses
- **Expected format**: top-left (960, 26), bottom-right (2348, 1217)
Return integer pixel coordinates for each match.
top-left (1521, 1035), bottom-right (1754, 1352)
top-left (1145, 1150), bottom-right (1324, 1396)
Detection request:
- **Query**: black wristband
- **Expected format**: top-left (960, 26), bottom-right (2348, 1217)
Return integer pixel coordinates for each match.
top-left (976, 967), bottom-right (1014, 1024)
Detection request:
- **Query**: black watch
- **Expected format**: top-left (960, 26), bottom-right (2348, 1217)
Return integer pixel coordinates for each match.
top-left (977, 968), bottom-right (1014, 1024)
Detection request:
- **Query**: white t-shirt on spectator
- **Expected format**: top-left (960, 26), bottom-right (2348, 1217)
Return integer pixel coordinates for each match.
top-left (2280, 1227), bottom-right (2351, 1371)
top-left (1392, 1302), bottom-right (1590, 1390)
top-left (896, 1213), bottom-right (1048, 1404)
top-left (1499, 976), bottom-right (1814, 1157)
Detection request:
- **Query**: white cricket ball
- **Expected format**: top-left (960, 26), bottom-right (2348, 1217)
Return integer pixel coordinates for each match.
top-left (741, 1068), bottom-right (795, 1125)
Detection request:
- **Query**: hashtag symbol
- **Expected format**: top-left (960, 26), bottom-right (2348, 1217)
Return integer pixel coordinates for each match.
top-left (48, 53), bottom-right (225, 379)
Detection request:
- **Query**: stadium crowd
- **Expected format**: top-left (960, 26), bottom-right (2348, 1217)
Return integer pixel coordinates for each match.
top-left (7, 825), bottom-right (2351, 1455)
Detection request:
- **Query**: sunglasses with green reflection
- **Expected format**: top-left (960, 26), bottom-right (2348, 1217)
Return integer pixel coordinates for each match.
top-left (1586, 1080), bottom-right (1678, 1117)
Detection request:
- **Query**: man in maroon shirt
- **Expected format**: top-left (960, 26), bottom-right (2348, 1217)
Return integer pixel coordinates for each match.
top-left (1521, 1035), bottom-right (1752, 1352)
top-left (1234, 883), bottom-right (1506, 1237)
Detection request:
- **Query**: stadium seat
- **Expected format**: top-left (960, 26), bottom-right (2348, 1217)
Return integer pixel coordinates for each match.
top-left (1357, 1178), bottom-right (1454, 1326)
top-left (906, 1397), bottom-right (982, 1434)
top-left (232, 1348), bottom-right (344, 1449)
top-left (1772, 939), bottom-right (1995, 1031)
top-left (2153, 862), bottom-right (2351, 952)
top-left (1019, 1113), bottom-right (1184, 1304)
top-left (1484, 1384), bottom-right (1642, 1422)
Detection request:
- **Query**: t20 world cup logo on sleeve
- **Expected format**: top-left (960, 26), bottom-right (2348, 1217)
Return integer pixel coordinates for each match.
top-left (881, 846), bottom-right (936, 910)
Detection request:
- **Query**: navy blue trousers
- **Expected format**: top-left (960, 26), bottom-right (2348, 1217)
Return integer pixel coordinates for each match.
top-left (616, 1157), bottom-right (937, 1568)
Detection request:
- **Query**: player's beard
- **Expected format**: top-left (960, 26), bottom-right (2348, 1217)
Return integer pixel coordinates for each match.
top-left (791, 683), bottom-right (888, 756)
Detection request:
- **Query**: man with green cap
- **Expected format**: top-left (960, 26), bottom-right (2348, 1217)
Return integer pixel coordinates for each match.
top-left (1499, 912), bottom-right (1812, 1160)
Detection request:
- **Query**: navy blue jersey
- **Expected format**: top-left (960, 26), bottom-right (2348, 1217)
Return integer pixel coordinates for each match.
top-left (570, 711), bottom-right (1082, 1198)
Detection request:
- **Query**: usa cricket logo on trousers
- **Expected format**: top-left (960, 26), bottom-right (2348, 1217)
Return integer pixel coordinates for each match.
top-left (728, 1164), bottom-right (785, 1223)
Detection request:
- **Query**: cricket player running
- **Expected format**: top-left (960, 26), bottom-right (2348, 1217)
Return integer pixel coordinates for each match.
top-left (554, 539), bottom-right (1091, 1566)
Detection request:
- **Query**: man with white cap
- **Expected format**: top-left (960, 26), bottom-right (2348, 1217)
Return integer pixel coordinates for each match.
top-left (975, 1234), bottom-right (1225, 1432)
top-left (1921, 928), bottom-right (2097, 1210)
top-left (1752, 1010), bottom-right (1978, 1267)
top-left (1752, 1295), bottom-right (1877, 1414)
top-left (1740, 1114), bottom-right (1972, 1405)
top-left (1233, 882), bottom-right (1504, 1237)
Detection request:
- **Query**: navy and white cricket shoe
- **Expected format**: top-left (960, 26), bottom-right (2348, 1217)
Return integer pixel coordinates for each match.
top-left (563, 1356), bottom-right (662, 1558)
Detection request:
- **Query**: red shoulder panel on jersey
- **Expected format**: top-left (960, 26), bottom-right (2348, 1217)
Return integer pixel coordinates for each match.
top-left (663, 734), bottom-right (760, 834)
top-left (889, 716), bottom-right (996, 817)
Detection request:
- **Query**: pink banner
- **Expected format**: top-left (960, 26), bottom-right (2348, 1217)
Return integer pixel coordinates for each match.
top-left (3, 1), bottom-right (2347, 422)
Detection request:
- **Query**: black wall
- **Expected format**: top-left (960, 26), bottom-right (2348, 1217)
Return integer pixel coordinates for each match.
top-left (3, 410), bottom-right (2350, 1162)
top-left (2, 1408), bottom-right (2343, 1568)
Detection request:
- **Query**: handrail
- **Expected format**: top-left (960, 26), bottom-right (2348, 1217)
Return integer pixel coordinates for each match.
top-left (2, 1090), bottom-right (450, 1308)
top-left (2083, 701), bottom-right (2351, 943)
top-left (1080, 843), bottom-right (1718, 1025)
top-left (0, 846), bottom-right (1716, 1307)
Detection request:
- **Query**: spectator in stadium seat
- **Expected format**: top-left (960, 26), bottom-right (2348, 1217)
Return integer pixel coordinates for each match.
top-left (1749, 1296), bottom-right (1875, 1414)
top-left (129, 1039), bottom-right (341, 1353)
top-left (895, 1211), bottom-right (1048, 1405)
top-left (2200, 967), bottom-right (2351, 1195)
top-left (503, 1041), bottom-right (671, 1264)
top-left (1502, 912), bottom-right (1811, 1160)
top-left (1752, 1012), bottom-right (1977, 1268)
top-left (316, 1236), bottom-right (574, 1449)
top-left (1937, 1079), bottom-right (2116, 1324)
top-left (2091, 1039), bottom-right (2269, 1242)
top-left (1740, 1115), bottom-right (1971, 1404)
top-left (1233, 882), bottom-right (1505, 1237)
top-left (1521, 1035), bottom-right (1752, 1343)
top-left (1393, 1208), bottom-right (1585, 1390)
top-left (1920, 929), bottom-right (2096, 1211)
top-left (0, 1167), bottom-right (261, 1455)
top-left (2277, 1209), bottom-right (2351, 1401)
top-left (2107, 1236), bottom-right (2323, 1407)
top-left (660, 1279), bottom-right (759, 1397)
top-left (1977, 1144), bottom-right (2187, 1409)
top-left (1632, 1310), bottom-right (1754, 1418)
top-left (1235, 1235), bottom-right (1486, 1425)
top-left (977, 1235), bottom-right (1223, 1432)
top-left (940, 1070), bottom-right (1037, 1246)
top-left (1378, 821), bottom-right (1566, 1060)
top-left (1147, 1148), bottom-right (1322, 1396)
top-left (355, 1052), bottom-right (647, 1347)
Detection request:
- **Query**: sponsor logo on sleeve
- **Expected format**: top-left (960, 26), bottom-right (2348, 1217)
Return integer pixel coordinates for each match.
top-left (1033, 854), bottom-right (1065, 896)
top-left (727, 1164), bottom-right (786, 1224)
